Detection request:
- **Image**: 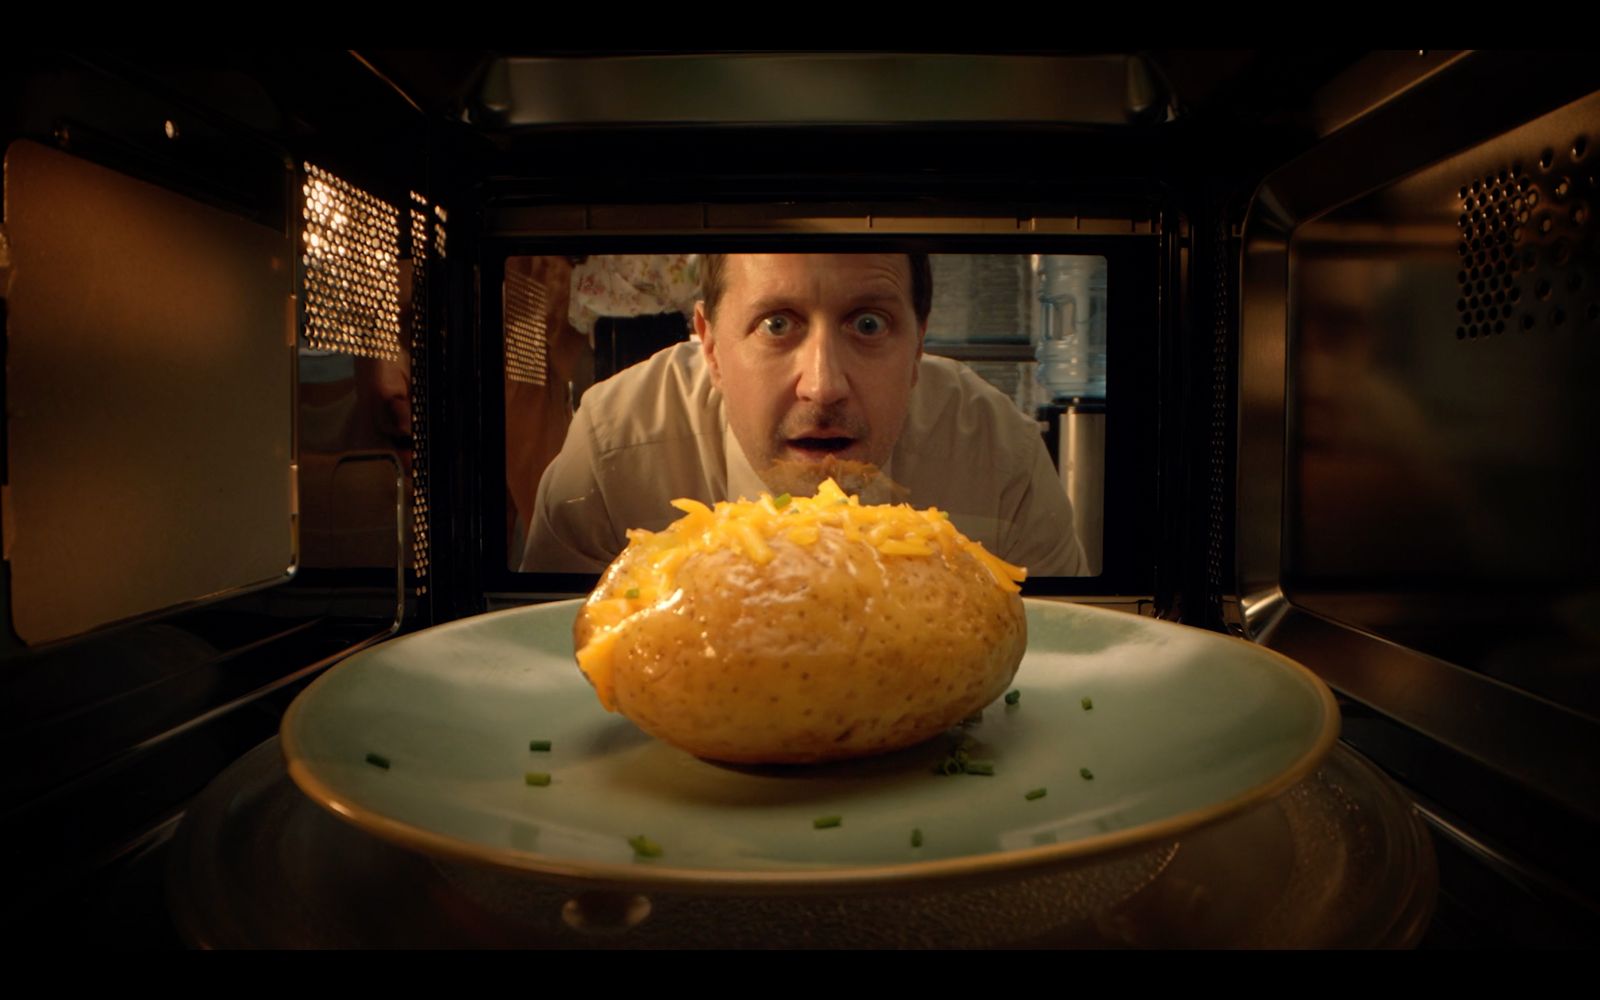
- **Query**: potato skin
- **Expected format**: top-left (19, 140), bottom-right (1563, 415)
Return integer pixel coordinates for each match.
top-left (574, 525), bottom-right (1026, 764)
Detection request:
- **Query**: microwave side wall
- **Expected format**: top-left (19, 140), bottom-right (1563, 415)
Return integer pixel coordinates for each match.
top-left (1234, 50), bottom-right (1600, 941)
top-left (0, 49), bottom-right (448, 942)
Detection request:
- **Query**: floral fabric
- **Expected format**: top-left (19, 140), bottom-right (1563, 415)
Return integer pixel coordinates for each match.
top-left (568, 254), bottom-right (701, 334)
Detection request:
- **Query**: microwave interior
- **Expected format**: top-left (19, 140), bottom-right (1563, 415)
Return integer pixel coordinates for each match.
top-left (2, 48), bottom-right (1597, 948)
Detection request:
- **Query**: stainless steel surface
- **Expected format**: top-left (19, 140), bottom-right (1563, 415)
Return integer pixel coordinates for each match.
top-left (1236, 174), bottom-right (1293, 633)
top-left (167, 737), bottom-right (1433, 948)
top-left (1060, 408), bottom-right (1105, 576)
top-left (1291, 95), bottom-right (1598, 591)
top-left (1255, 606), bottom-right (1598, 826)
top-left (1237, 56), bottom-right (1600, 824)
top-left (2, 139), bottom-right (296, 646)
top-left (1309, 50), bottom-right (1470, 140)
top-left (483, 53), bottom-right (1172, 128)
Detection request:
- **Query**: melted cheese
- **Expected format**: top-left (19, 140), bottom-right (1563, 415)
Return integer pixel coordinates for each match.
top-left (575, 477), bottom-right (1027, 710)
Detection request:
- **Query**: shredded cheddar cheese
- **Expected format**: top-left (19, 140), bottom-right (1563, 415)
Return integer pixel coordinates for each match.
top-left (575, 478), bottom-right (1027, 711)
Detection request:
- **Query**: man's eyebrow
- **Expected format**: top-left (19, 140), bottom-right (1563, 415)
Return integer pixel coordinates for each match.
top-left (846, 288), bottom-right (910, 310)
top-left (738, 295), bottom-right (796, 317)
top-left (736, 288), bottom-right (910, 317)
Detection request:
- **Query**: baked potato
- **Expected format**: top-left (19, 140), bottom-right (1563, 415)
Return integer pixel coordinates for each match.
top-left (572, 477), bottom-right (1027, 764)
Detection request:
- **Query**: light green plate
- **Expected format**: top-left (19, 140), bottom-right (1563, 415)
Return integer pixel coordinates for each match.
top-left (282, 599), bottom-right (1338, 890)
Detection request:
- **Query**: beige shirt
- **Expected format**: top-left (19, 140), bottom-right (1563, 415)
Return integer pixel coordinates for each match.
top-left (520, 342), bottom-right (1087, 577)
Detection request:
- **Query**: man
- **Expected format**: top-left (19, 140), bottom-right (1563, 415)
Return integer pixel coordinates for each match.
top-left (520, 253), bottom-right (1087, 577)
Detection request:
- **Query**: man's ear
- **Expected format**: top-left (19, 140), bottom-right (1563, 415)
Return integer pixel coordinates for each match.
top-left (694, 300), bottom-right (722, 389)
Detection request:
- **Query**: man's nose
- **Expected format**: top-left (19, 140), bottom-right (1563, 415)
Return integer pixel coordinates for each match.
top-left (796, 328), bottom-right (849, 406)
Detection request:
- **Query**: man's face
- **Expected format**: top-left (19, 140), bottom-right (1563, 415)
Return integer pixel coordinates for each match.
top-left (695, 254), bottom-right (925, 482)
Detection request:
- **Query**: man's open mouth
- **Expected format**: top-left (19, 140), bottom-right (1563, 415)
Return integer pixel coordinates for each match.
top-left (786, 436), bottom-right (856, 456)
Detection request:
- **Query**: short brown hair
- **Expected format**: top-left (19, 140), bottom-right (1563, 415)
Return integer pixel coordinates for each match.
top-left (698, 253), bottom-right (933, 326)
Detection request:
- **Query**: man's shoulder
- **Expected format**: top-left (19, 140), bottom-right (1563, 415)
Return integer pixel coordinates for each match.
top-left (917, 352), bottom-right (1006, 389)
top-left (910, 354), bottom-right (1040, 452)
top-left (577, 341), bottom-right (719, 453)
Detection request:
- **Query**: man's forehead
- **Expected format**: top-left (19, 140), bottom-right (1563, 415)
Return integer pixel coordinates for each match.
top-left (722, 253), bottom-right (914, 304)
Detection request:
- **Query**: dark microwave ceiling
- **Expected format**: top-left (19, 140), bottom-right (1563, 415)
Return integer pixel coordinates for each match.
top-left (353, 49), bottom-right (1370, 133)
top-left (471, 52), bottom-right (1177, 128)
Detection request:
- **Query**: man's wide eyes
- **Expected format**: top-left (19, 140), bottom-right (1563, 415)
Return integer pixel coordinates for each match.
top-left (850, 312), bottom-right (889, 336)
top-left (755, 312), bottom-right (891, 337)
top-left (758, 315), bottom-right (794, 336)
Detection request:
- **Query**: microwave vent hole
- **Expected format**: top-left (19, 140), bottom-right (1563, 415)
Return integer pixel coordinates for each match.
top-left (1458, 147), bottom-right (1596, 340)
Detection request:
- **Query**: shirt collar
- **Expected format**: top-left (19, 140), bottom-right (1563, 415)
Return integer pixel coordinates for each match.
top-left (722, 420), bottom-right (769, 503)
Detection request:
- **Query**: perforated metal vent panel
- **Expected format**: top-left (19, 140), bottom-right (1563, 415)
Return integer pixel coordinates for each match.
top-left (408, 193), bottom-right (432, 592)
top-left (504, 267), bottom-right (551, 387)
top-left (301, 163), bottom-right (403, 361)
top-left (297, 165), bottom-right (438, 592)
top-left (1456, 130), bottom-right (1596, 339)
top-left (1207, 220), bottom-right (1232, 627)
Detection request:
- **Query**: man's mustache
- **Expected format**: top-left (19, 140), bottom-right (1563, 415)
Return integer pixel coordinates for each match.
top-left (777, 405), bottom-right (867, 441)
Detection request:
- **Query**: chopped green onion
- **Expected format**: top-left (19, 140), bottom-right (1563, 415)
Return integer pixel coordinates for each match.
top-left (1081, 697), bottom-right (1094, 711)
top-left (911, 828), bottom-right (924, 848)
top-left (628, 835), bottom-right (663, 858)
top-left (836, 498), bottom-right (850, 505)
top-left (813, 815), bottom-right (843, 829)
top-left (625, 587), bottom-right (640, 599)
top-left (1004, 689), bottom-right (1021, 706)
top-left (528, 739), bottom-right (552, 752)
top-left (1079, 767), bottom-right (1095, 781)
top-left (940, 758), bottom-right (964, 776)
top-left (524, 772), bottom-right (551, 786)
top-left (1025, 787), bottom-right (1047, 801)
top-left (773, 492), bottom-right (791, 509)
top-left (964, 760), bottom-right (995, 776)
top-left (365, 752), bottom-right (390, 770)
